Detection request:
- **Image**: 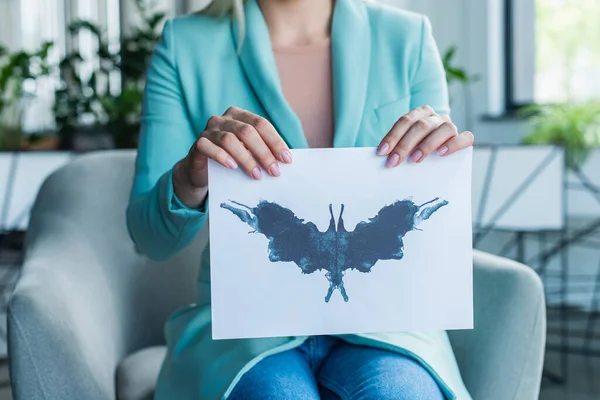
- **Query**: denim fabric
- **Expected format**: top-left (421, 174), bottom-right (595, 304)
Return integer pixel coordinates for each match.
top-left (228, 336), bottom-right (445, 400)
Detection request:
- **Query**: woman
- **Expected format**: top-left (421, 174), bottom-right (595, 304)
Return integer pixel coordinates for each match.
top-left (127, 0), bottom-right (475, 398)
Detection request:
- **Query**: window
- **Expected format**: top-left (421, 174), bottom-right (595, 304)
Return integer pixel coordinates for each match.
top-left (507, 0), bottom-right (600, 109)
top-left (0, 0), bottom-right (186, 133)
top-left (534, 0), bottom-right (600, 104)
top-left (0, 0), bottom-right (121, 132)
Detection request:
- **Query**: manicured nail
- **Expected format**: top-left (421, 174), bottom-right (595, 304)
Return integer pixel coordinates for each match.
top-left (386, 153), bottom-right (400, 168)
top-left (269, 163), bottom-right (280, 177)
top-left (282, 150), bottom-right (293, 164)
top-left (226, 157), bottom-right (238, 169)
top-left (410, 150), bottom-right (423, 162)
top-left (438, 145), bottom-right (449, 156)
top-left (251, 167), bottom-right (262, 180)
top-left (377, 143), bottom-right (389, 156)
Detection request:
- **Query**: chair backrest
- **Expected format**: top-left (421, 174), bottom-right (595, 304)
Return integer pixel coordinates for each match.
top-left (24, 150), bottom-right (206, 350)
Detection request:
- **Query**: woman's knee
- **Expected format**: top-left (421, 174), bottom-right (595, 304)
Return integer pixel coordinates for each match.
top-left (321, 377), bottom-right (444, 400)
top-left (227, 350), bottom-right (321, 400)
top-left (318, 345), bottom-right (445, 400)
top-left (362, 359), bottom-right (445, 400)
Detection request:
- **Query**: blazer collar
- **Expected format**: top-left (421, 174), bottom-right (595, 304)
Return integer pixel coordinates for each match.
top-left (233, 0), bottom-right (371, 149)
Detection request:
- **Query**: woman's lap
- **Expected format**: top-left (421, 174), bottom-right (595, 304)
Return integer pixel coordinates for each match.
top-left (228, 336), bottom-right (445, 400)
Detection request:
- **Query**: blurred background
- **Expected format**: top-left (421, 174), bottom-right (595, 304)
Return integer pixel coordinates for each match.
top-left (0, 0), bottom-right (599, 399)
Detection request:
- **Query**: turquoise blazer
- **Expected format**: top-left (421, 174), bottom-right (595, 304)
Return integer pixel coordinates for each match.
top-left (127, 0), bottom-right (470, 399)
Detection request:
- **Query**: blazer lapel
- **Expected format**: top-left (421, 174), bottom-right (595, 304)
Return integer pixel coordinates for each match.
top-left (331, 0), bottom-right (371, 148)
top-left (233, 0), bottom-right (308, 149)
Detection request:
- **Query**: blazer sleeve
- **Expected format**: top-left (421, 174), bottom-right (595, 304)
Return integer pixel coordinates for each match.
top-left (126, 19), bottom-right (207, 262)
top-left (409, 16), bottom-right (451, 115)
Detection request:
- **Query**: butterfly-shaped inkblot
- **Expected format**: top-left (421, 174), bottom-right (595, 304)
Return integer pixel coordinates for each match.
top-left (220, 198), bottom-right (448, 303)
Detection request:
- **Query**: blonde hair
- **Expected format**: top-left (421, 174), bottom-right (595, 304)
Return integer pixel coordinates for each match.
top-left (198, 0), bottom-right (246, 50)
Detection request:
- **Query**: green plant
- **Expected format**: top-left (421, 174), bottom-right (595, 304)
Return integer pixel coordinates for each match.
top-left (55, 0), bottom-right (166, 148)
top-left (0, 41), bottom-right (53, 149)
top-left (521, 101), bottom-right (600, 170)
top-left (442, 46), bottom-right (479, 87)
top-left (441, 46), bottom-right (478, 131)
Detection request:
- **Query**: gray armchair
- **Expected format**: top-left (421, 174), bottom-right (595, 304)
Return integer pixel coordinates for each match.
top-left (8, 151), bottom-right (546, 400)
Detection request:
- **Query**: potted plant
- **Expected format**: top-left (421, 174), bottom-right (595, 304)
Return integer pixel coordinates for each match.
top-left (55, 0), bottom-right (166, 149)
top-left (0, 42), bottom-right (55, 150)
top-left (521, 101), bottom-right (600, 171)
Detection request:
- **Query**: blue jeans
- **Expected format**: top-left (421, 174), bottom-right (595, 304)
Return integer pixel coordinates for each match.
top-left (228, 335), bottom-right (445, 400)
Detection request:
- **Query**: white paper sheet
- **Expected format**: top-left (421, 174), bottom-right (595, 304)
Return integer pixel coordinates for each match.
top-left (209, 147), bottom-right (473, 340)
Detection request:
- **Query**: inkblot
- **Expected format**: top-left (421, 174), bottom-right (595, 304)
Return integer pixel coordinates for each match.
top-left (221, 198), bottom-right (448, 303)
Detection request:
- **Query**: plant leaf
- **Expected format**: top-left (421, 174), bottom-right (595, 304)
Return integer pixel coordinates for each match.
top-left (446, 67), bottom-right (468, 81)
top-left (69, 20), bottom-right (103, 38)
top-left (148, 12), bottom-right (167, 30)
top-left (443, 46), bottom-right (457, 65)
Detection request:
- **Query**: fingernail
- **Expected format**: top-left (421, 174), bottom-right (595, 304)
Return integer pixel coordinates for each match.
top-left (251, 167), bottom-right (262, 180)
top-left (438, 145), bottom-right (449, 156)
top-left (410, 150), bottom-right (423, 162)
top-left (282, 150), bottom-right (293, 164)
top-left (386, 153), bottom-right (400, 168)
top-left (269, 163), bottom-right (280, 177)
top-left (377, 143), bottom-right (389, 156)
top-left (226, 157), bottom-right (238, 169)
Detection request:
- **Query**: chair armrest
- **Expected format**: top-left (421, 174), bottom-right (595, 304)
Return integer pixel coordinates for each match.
top-left (8, 212), bottom-right (126, 400)
top-left (7, 151), bottom-right (201, 400)
top-left (448, 250), bottom-right (546, 400)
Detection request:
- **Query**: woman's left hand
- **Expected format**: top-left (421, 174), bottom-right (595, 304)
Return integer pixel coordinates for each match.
top-left (376, 105), bottom-right (474, 167)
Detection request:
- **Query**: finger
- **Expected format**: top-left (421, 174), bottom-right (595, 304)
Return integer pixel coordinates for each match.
top-left (208, 130), bottom-right (264, 180)
top-left (211, 116), bottom-right (279, 175)
top-left (191, 136), bottom-right (237, 170)
top-left (411, 121), bottom-right (458, 163)
top-left (386, 114), bottom-right (447, 167)
top-left (438, 131), bottom-right (475, 157)
top-left (211, 116), bottom-right (281, 177)
top-left (377, 105), bottom-right (437, 156)
top-left (183, 136), bottom-right (234, 188)
top-left (225, 106), bottom-right (292, 164)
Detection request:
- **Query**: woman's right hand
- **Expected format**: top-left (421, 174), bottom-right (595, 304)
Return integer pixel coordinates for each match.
top-left (173, 106), bottom-right (293, 208)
